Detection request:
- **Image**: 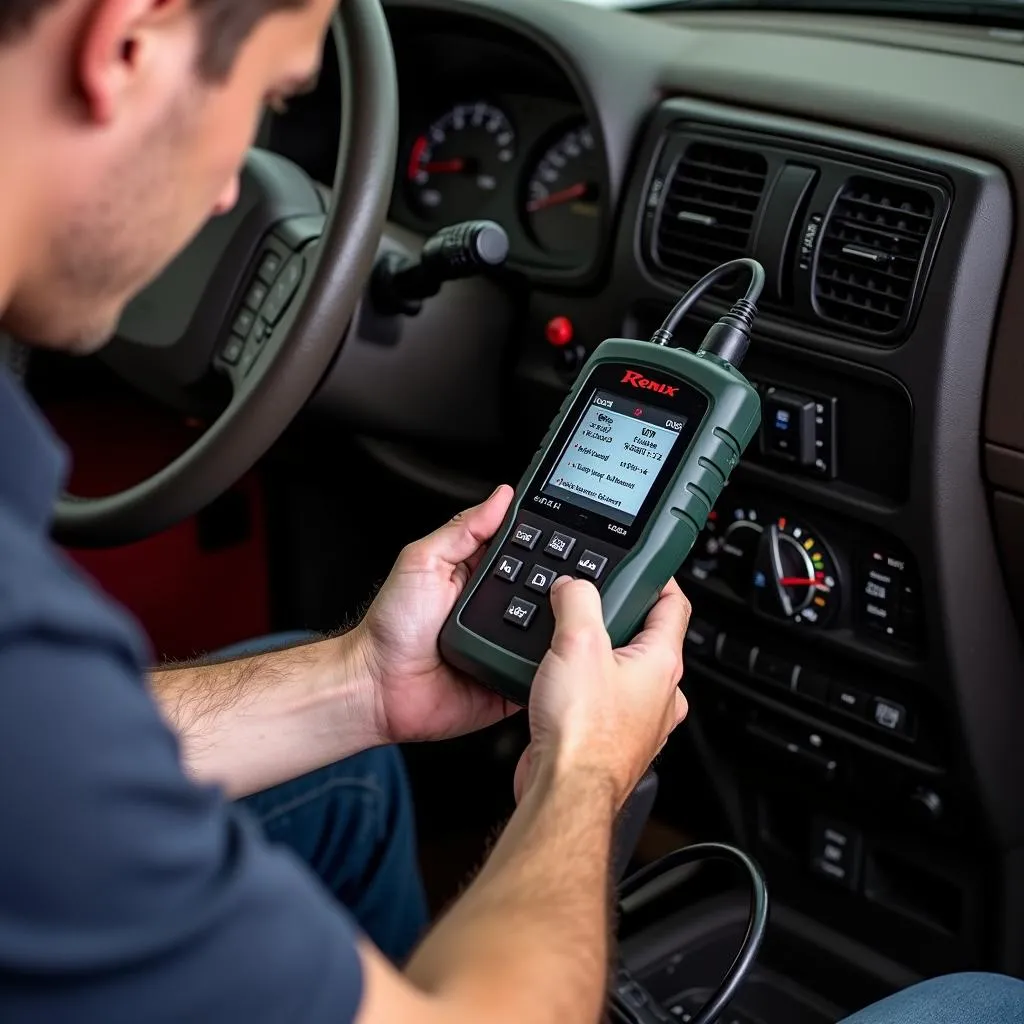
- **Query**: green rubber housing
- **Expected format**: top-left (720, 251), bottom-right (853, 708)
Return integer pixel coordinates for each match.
top-left (440, 338), bottom-right (762, 706)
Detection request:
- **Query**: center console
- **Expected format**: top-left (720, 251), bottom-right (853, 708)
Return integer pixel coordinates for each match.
top-left (517, 94), bottom-right (1019, 1004)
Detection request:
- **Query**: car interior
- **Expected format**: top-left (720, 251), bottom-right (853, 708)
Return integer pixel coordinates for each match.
top-left (12, 0), bottom-right (1024, 1019)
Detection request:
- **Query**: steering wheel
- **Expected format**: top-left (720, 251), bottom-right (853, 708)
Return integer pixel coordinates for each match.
top-left (52, 0), bottom-right (398, 548)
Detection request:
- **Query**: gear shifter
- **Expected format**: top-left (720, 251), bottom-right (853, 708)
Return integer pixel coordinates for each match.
top-left (372, 219), bottom-right (510, 316)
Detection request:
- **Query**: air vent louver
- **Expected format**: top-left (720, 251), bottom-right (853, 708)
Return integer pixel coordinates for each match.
top-left (654, 141), bottom-right (768, 283)
top-left (814, 176), bottom-right (936, 337)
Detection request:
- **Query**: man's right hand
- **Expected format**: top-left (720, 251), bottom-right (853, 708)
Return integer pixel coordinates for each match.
top-left (515, 577), bottom-right (691, 809)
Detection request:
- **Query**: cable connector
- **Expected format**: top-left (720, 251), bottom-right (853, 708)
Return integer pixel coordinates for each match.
top-left (650, 258), bottom-right (765, 370)
top-left (697, 296), bottom-right (757, 369)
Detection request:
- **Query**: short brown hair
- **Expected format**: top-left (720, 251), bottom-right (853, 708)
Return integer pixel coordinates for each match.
top-left (0, 0), bottom-right (308, 80)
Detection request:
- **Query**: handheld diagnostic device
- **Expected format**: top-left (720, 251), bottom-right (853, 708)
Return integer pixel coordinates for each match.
top-left (440, 258), bottom-right (766, 706)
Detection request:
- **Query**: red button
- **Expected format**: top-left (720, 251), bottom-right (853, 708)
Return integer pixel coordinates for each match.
top-left (545, 316), bottom-right (574, 347)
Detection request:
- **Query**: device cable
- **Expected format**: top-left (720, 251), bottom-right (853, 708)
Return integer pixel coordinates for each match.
top-left (650, 258), bottom-right (765, 370)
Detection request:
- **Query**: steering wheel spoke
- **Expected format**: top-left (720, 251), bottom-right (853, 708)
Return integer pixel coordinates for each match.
top-left (52, 0), bottom-right (398, 547)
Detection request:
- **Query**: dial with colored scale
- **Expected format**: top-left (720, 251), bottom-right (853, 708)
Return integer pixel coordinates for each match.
top-left (685, 503), bottom-right (840, 627)
top-left (752, 515), bottom-right (839, 626)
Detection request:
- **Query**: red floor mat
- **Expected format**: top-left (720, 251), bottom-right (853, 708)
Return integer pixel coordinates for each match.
top-left (44, 397), bottom-right (270, 663)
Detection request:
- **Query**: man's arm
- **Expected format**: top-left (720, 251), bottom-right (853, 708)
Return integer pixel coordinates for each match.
top-left (150, 632), bottom-right (380, 799)
top-left (149, 486), bottom-right (518, 800)
top-left (357, 576), bottom-right (691, 1024)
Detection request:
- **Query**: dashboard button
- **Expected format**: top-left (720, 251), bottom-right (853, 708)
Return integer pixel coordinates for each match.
top-left (503, 597), bottom-right (537, 630)
top-left (685, 618), bottom-right (718, 659)
top-left (525, 565), bottom-right (557, 595)
top-left (576, 549), bottom-right (608, 580)
top-left (717, 635), bottom-right (756, 675)
top-left (544, 531), bottom-right (576, 561)
top-left (494, 555), bottom-right (522, 584)
top-left (755, 651), bottom-right (797, 689)
top-left (870, 697), bottom-right (909, 735)
top-left (830, 684), bottom-right (869, 717)
top-left (511, 523), bottom-right (542, 550)
top-left (792, 667), bottom-right (829, 703)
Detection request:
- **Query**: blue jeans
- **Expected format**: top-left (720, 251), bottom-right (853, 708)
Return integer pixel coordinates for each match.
top-left (841, 972), bottom-right (1024, 1022)
top-left (216, 632), bottom-right (429, 964)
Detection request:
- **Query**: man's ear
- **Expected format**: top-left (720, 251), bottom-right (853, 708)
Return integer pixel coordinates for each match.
top-left (75, 0), bottom-right (192, 124)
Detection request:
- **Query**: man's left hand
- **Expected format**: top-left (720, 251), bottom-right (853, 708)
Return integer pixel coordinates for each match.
top-left (353, 485), bottom-right (519, 745)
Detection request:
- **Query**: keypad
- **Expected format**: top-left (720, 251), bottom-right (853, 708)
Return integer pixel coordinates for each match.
top-left (479, 521), bottom-right (617, 643)
top-left (503, 597), bottom-right (537, 629)
top-left (544, 531), bottom-right (576, 561)
top-left (494, 555), bottom-right (522, 583)
top-left (575, 550), bottom-right (608, 581)
top-left (525, 565), bottom-right (557, 595)
top-left (512, 523), bottom-right (543, 550)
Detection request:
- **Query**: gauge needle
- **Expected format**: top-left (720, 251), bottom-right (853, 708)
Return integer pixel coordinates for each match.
top-left (769, 524), bottom-right (794, 618)
top-left (422, 158), bottom-right (467, 173)
top-left (527, 181), bottom-right (591, 213)
top-left (779, 577), bottom-right (822, 587)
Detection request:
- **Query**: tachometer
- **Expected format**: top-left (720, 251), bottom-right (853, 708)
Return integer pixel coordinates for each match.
top-left (406, 102), bottom-right (516, 221)
top-left (523, 122), bottom-right (602, 259)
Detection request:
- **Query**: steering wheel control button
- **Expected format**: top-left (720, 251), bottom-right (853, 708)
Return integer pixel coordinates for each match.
top-left (494, 555), bottom-right (523, 584)
top-left (870, 697), bottom-right (908, 735)
top-left (830, 684), bottom-right (869, 718)
top-left (544, 531), bottom-right (576, 561)
top-left (221, 336), bottom-right (244, 365)
top-left (525, 565), bottom-right (557, 595)
top-left (256, 251), bottom-right (283, 284)
top-left (810, 818), bottom-right (863, 890)
top-left (503, 597), bottom-right (537, 630)
top-left (575, 550), bottom-right (608, 581)
top-left (261, 256), bottom-right (305, 324)
top-left (250, 317), bottom-right (270, 346)
top-left (245, 281), bottom-right (269, 311)
top-left (232, 308), bottom-right (256, 338)
top-left (511, 523), bottom-right (542, 551)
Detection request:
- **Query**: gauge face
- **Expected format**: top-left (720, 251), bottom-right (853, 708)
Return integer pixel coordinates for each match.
top-left (752, 516), bottom-right (839, 626)
top-left (406, 102), bottom-right (516, 221)
top-left (691, 506), bottom-right (763, 593)
top-left (687, 504), bottom-right (840, 627)
top-left (523, 122), bottom-right (602, 259)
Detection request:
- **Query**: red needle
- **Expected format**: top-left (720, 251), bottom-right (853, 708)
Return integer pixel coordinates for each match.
top-left (422, 158), bottom-right (467, 174)
top-left (779, 577), bottom-right (823, 587)
top-left (527, 181), bottom-right (589, 213)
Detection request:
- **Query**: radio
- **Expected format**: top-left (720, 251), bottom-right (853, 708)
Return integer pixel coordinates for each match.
top-left (440, 259), bottom-right (765, 706)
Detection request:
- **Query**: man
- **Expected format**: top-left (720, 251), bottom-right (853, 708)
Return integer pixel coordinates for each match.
top-left (0, 1), bottom-right (1021, 1021)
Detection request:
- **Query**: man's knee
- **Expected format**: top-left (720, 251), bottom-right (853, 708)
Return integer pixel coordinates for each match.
top-left (843, 972), bottom-right (1024, 1023)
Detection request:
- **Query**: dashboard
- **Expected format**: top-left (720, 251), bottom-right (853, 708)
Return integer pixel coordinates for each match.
top-left (271, 0), bottom-right (1024, 1002)
top-left (387, 15), bottom-right (610, 276)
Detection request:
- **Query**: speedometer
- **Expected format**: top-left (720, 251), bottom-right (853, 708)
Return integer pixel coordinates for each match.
top-left (406, 102), bottom-right (516, 221)
top-left (523, 122), bottom-right (602, 259)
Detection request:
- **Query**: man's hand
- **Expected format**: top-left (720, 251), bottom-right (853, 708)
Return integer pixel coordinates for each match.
top-left (353, 485), bottom-right (519, 746)
top-left (514, 576), bottom-right (690, 808)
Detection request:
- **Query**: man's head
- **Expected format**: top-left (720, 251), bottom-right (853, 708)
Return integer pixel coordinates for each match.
top-left (0, 0), bottom-right (336, 352)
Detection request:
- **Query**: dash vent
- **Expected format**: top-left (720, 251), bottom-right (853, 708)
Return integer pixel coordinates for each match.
top-left (653, 141), bottom-right (768, 284)
top-left (814, 176), bottom-right (937, 337)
